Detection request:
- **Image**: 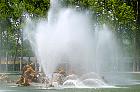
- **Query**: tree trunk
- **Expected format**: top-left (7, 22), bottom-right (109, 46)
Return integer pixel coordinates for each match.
top-left (13, 34), bottom-right (20, 71)
top-left (20, 30), bottom-right (23, 71)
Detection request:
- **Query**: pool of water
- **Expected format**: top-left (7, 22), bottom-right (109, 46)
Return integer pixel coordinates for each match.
top-left (0, 73), bottom-right (140, 92)
top-left (0, 83), bottom-right (140, 92)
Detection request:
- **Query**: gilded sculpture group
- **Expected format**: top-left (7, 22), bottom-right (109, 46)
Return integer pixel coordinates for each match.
top-left (16, 63), bottom-right (66, 87)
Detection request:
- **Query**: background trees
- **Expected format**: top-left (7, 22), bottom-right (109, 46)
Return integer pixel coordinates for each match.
top-left (0, 0), bottom-right (139, 71)
top-left (0, 0), bottom-right (49, 71)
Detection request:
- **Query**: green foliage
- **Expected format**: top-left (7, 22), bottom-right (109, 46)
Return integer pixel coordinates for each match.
top-left (61, 0), bottom-right (137, 57)
top-left (63, 0), bottom-right (136, 32)
top-left (0, 0), bottom-right (50, 58)
top-left (0, 0), bottom-right (138, 58)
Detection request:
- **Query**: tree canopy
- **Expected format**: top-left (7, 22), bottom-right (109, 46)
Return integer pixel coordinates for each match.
top-left (0, 0), bottom-right (139, 59)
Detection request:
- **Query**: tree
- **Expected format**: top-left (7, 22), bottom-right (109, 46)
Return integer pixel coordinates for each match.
top-left (0, 0), bottom-right (50, 71)
top-left (0, 0), bottom-right (138, 71)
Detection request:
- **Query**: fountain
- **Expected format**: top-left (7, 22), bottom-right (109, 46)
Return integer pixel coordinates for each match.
top-left (23, 0), bottom-right (133, 88)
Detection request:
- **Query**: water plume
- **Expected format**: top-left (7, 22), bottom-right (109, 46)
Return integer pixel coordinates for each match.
top-left (23, 0), bottom-right (132, 86)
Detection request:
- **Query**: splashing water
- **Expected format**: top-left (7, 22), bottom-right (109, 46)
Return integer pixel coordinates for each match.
top-left (24, 0), bottom-right (132, 87)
